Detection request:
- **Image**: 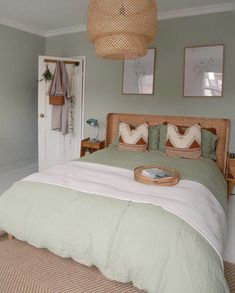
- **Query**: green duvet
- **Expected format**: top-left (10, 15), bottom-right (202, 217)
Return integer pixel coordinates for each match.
top-left (0, 148), bottom-right (229, 293)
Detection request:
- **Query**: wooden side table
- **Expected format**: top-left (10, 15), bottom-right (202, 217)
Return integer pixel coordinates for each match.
top-left (80, 138), bottom-right (105, 157)
top-left (226, 157), bottom-right (235, 195)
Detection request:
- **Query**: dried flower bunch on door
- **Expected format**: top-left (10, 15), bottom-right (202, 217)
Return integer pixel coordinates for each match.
top-left (38, 65), bottom-right (53, 82)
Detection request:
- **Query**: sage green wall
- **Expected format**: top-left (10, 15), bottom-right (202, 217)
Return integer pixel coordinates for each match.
top-left (46, 12), bottom-right (235, 150)
top-left (0, 25), bottom-right (45, 173)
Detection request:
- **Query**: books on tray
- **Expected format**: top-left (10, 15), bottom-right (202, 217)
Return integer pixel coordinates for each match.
top-left (142, 168), bottom-right (173, 180)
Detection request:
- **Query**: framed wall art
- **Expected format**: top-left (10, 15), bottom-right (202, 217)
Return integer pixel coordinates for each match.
top-left (122, 48), bottom-right (156, 95)
top-left (183, 45), bottom-right (224, 97)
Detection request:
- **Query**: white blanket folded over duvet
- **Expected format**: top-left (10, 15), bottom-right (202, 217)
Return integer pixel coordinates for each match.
top-left (23, 161), bottom-right (226, 264)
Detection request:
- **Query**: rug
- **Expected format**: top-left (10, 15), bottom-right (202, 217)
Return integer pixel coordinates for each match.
top-left (225, 261), bottom-right (235, 293)
top-left (0, 237), bottom-right (142, 293)
top-left (0, 237), bottom-right (234, 293)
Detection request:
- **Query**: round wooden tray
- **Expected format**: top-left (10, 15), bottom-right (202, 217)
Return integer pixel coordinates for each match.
top-left (134, 165), bottom-right (180, 186)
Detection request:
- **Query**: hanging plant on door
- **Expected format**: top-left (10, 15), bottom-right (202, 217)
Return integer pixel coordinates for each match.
top-left (38, 65), bottom-right (53, 82)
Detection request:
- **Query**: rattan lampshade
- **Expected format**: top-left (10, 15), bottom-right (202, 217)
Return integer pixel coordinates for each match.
top-left (87, 0), bottom-right (157, 60)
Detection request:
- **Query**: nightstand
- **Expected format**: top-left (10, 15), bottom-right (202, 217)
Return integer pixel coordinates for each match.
top-left (80, 138), bottom-right (105, 157)
top-left (226, 157), bottom-right (235, 195)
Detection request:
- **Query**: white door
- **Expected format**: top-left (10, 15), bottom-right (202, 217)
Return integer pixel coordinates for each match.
top-left (38, 56), bottom-right (85, 171)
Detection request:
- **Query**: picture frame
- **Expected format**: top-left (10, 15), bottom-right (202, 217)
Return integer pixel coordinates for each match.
top-left (183, 45), bottom-right (224, 97)
top-left (122, 48), bottom-right (156, 95)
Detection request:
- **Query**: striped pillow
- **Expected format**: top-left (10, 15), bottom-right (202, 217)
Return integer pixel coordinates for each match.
top-left (165, 123), bottom-right (201, 159)
top-left (118, 122), bottom-right (148, 152)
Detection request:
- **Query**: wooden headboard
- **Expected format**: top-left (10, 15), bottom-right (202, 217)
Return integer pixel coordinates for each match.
top-left (106, 113), bottom-right (230, 175)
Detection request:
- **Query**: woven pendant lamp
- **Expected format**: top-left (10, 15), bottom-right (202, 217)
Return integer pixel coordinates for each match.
top-left (87, 0), bottom-right (157, 60)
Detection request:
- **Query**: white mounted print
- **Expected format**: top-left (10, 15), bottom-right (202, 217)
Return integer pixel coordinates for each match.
top-left (122, 48), bottom-right (156, 95)
top-left (184, 45), bottom-right (224, 97)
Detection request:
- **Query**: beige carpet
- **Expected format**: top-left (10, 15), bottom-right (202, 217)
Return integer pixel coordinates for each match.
top-left (225, 261), bottom-right (235, 293)
top-left (0, 237), bottom-right (234, 293)
top-left (0, 237), bottom-right (142, 293)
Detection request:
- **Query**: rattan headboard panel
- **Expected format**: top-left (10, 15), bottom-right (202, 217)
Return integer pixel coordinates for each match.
top-left (106, 113), bottom-right (230, 175)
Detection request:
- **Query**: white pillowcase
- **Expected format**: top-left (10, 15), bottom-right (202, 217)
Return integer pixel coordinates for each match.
top-left (118, 122), bottom-right (148, 152)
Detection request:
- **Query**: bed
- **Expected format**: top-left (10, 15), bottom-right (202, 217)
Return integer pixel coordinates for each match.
top-left (0, 113), bottom-right (230, 293)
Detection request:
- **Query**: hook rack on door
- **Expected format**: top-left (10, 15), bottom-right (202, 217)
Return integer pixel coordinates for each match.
top-left (44, 59), bottom-right (80, 66)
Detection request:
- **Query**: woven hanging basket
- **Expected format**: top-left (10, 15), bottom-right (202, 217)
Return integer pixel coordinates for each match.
top-left (87, 0), bottom-right (157, 60)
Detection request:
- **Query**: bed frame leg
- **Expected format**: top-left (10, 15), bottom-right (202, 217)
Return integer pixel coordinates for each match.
top-left (7, 234), bottom-right (14, 240)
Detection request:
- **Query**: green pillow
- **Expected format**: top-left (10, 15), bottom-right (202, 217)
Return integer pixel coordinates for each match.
top-left (148, 125), bottom-right (161, 151)
top-left (201, 129), bottom-right (217, 160)
top-left (159, 124), bottom-right (167, 152)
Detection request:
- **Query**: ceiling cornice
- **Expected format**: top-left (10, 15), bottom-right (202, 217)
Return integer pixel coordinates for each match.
top-left (45, 24), bottom-right (87, 37)
top-left (0, 2), bottom-right (233, 37)
top-left (0, 17), bottom-right (45, 36)
top-left (45, 2), bottom-right (234, 37)
top-left (158, 2), bottom-right (234, 20)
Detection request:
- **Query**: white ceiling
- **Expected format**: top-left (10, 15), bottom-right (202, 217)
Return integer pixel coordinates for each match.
top-left (0, 0), bottom-right (234, 37)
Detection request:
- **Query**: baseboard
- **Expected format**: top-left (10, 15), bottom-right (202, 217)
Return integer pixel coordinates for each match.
top-left (0, 163), bottom-right (38, 195)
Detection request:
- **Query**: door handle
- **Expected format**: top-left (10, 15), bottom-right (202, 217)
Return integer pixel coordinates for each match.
top-left (39, 114), bottom-right (45, 118)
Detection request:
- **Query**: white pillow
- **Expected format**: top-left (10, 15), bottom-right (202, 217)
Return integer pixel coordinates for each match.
top-left (165, 123), bottom-right (201, 159)
top-left (118, 122), bottom-right (148, 152)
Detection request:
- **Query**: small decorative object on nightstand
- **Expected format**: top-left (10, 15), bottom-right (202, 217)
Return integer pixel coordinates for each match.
top-left (80, 138), bottom-right (105, 157)
top-left (226, 153), bottom-right (235, 195)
